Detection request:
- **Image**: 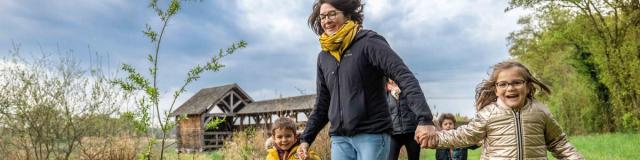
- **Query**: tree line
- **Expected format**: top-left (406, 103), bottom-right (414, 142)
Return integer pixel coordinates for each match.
top-left (507, 0), bottom-right (639, 134)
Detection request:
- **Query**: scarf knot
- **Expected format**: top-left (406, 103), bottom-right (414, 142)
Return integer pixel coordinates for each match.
top-left (319, 20), bottom-right (359, 62)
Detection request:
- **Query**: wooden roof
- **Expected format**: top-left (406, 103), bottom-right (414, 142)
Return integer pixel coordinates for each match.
top-left (169, 83), bottom-right (253, 116)
top-left (236, 94), bottom-right (316, 115)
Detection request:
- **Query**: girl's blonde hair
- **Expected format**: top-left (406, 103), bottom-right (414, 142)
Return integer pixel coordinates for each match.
top-left (475, 61), bottom-right (551, 110)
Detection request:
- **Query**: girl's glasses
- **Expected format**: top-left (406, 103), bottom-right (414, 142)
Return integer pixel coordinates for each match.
top-left (495, 80), bottom-right (526, 89)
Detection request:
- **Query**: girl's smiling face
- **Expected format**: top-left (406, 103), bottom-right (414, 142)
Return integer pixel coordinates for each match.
top-left (495, 67), bottom-right (530, 109)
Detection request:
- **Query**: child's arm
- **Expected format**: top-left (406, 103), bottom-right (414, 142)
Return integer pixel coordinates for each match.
top-left (543, 109), bottom-right (584, 159)
top-left (436, 107), bottom-right (491, 148)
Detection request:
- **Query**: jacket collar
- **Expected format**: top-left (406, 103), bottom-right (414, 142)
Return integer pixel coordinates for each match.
top-left (267, 141), bottom-right (301, 159)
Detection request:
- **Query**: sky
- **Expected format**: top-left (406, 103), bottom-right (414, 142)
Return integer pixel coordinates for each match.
top-left (0, 0), bottom-right (528, 117)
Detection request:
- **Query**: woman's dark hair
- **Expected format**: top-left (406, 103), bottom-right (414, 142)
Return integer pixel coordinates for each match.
top-left (308, 0), bottom-right (364, 35)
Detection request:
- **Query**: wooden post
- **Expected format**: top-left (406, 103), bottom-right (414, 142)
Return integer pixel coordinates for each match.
top-left (253, 115), bottom-right (260, 125)
top-left (239, 116), bottom-right (244, 131)
top-left (263, 113), bottom-right (269, 129)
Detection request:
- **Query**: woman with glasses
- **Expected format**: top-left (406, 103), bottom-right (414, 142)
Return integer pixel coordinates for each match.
top-left (297, 0), bottom-right (437, 159)
top-left (431, 61), bottom-right (584, 159)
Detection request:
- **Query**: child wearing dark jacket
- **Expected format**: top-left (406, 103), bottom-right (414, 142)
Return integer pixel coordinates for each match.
top-left (386, 79), bottom-right (421, 160)
top-left (435, 113), bottom-right (477, 160)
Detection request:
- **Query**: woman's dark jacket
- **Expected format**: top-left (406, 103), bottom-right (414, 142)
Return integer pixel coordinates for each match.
top-left (301, 29), bottom-right (433, 145)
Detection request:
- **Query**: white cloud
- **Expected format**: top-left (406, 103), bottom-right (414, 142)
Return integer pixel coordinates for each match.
top-left (397, 0), bottom-right (468, 29)
top-left (249, 88), bottom-right (281, 101)
top-left (233, 0), bottom-right (317, 53)
top-left (0, 0), bottom-right (534, 118)
top-left (0, 0), bottom-right (132, 33)
top-left (366, 0), bottom-right (528, 55)
top-left (429, 99), bottom-right (477, 117)
top-left (154, 88), bottom-right (194, 123)
top-left (365, 0), bottom-right (393, 21)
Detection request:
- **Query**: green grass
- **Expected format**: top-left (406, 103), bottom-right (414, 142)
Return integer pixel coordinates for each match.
top-left (416, 133), bottom-right (640, 160)
top-left (567, 133), bottom-right (640, 159)
top-left (419, 146), bottom-right (481, 160)
top-left (163, 150), bottom-right (220, 160)
top-left (174, 133), bottom-right (638, 159)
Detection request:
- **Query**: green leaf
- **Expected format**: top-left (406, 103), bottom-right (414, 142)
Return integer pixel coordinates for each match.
top-left (167, 0), bottom-right (181, 17)
top-left (205, 117), bottom-right (225, 130)
top-left (143, 24), bottom-right (158, 42)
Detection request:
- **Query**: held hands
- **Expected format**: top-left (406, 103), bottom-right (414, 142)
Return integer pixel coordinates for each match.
top-left (414, 125), bottom-right (439, 149)
top-left (296, 142), bottom-right (310, 160)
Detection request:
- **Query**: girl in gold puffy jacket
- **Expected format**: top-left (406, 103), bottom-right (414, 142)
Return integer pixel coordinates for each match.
top-left (434, 61), bottom-right (584, 160)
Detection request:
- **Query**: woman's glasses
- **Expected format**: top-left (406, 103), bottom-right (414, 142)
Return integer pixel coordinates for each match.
top-left (319, 10), bottom-right (343, 21)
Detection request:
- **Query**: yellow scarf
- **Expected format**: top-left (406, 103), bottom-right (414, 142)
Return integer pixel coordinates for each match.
top-left (319, 20), bottom-right (359, 62)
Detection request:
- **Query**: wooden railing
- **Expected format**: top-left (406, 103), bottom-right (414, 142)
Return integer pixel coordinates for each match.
top-left (202, 131), bottom-right (233, 150)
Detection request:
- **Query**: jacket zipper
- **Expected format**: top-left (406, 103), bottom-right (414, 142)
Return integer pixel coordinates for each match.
top-left (513, 110), bottom-right (524, 160)
top-left (335, 52), bottom-right (343, 134)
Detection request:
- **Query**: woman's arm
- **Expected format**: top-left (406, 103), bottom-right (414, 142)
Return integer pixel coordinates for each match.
top-left (364, 32), bottom-right (432, 126)
top-left (300, 58), bottom-right (331, 145)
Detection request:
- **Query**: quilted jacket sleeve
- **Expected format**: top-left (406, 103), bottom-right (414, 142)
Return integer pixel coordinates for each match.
top-left (437, 106), bottom-right (492, 148)
top-left (543, 108), bottom-right (584, 160)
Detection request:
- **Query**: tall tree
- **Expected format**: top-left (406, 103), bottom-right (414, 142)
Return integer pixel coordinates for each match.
top-left (0, 45), bottom-right (130, 159)
top-left (111, 0), bottom-right (246, 159)
top-left (508, 0), bottom-right (640, 133)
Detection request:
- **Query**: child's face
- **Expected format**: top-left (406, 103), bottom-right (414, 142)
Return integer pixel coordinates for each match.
top-left (273, 128), bottom-right (297, 150)
top-left (495, 67), bottom-right (530, 108)
top-left (441, 119), bottom-right (455, 130)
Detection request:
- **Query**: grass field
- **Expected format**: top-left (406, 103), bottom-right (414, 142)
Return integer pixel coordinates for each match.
top-left (417, 133), bottom-right (640, 160)
top-left (166, 133), bottom-right (639, 159)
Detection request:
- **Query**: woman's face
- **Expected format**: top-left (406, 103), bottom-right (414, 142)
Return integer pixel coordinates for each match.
top-left (319, 3), bottom-right (347, 35)
top-left (495, 67), bottom-right (530, 109)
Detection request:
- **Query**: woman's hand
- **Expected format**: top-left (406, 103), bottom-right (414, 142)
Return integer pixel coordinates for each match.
top-left (415, 125), bottom-right (438, 148)
top-left (297, 142), bottom-right (310, 160)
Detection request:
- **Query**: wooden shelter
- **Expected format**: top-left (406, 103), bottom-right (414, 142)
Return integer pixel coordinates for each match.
top-left (235, 94), bottom-right (316, 130)
top-left (170, 84), bottom-right (316, 152)
top-left (170, 84), bottom-right (252, 152)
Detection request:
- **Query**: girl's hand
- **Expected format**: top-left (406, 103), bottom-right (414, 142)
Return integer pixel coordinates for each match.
top-left (414, 125), bottom-right (437, 148)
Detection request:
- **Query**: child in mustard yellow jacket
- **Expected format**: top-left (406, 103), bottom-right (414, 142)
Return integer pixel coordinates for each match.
top-left (267, 118), bottom-right (320, 160)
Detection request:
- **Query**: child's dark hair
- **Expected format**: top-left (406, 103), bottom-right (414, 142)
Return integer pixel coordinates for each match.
top-left (438, 113), bottom-right (456, 128)
top-left (271, 117), bottom-right (297, 135)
